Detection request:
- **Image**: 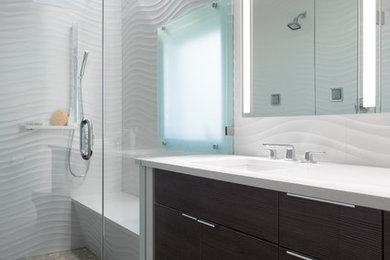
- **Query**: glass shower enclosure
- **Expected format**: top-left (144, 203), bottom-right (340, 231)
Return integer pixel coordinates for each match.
top-left (0, 0), bottom-right (114, 259)
top-left (1, 0), bottom-right (229, 259)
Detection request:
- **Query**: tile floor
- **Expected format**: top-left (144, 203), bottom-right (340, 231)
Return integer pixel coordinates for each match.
top-left (18, 248), bottom-right (99, 260)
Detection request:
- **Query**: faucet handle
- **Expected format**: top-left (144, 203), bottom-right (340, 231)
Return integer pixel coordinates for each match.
top-left (285, 146), bottom-right (296, 161)
top-left (266, 148), bottom-right (277, 160)
top-left (303, 151), bottom-right (326, 163)
top-left (263, 143), bottom-right (295, 161)
top-left (262, 144), bottom-right (278, 159)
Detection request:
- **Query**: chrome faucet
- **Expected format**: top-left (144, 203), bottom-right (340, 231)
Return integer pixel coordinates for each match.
top-left (263, 144), bottom-right (296, 161)
top-left (263, 144), bottom-right (278, 160)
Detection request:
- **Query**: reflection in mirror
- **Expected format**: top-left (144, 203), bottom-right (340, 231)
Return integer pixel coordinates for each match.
top-left (242, 0), bottom-right (379, 117)
top-left (383, 0), bottom-right (390, 112)
top-left (362, 0), bottom-right (377, 109)
top-left (252, 0), bottom-right (315, 117)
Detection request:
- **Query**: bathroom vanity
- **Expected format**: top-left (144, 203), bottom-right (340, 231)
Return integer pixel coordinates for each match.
top-left (139, 155), bottom-right (390, 260)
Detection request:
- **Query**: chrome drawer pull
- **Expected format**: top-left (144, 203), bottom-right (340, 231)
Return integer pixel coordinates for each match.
top-left (287, 193), bottom-right (355, 208)
top-left (197, 219), bottom-right (215, 228)
top-left (286, 250), bottom-right (314, 260)
top-left (181, 213), bottom-right (197, 221)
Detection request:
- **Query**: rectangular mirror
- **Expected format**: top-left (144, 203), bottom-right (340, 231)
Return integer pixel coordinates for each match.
top-left (242, 0), bottom-right (381, 117)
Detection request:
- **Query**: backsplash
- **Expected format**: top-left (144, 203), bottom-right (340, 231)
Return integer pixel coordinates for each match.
top-left (234, 112), bottom-right (390, 168)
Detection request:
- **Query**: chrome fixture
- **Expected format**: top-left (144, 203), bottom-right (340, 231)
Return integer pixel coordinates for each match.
top-left (263, 144), bottom-right (277, 160)
top-left (68, 50), bottom-right (94, 178)
top-left (302, 151), bottom-right (325, 164)
top-left (79, 50), bottom-right (89, 79)
top-left (286, 250), bottom-right (314, 260)
top-left (286, 193), bottom-right (355, 208)
top-left (263, 144), bottom-right (296, 161)
top-left (80, 118), bottom-right (93, 160)
top-left (287, 11), bottom-right (307, 31)
top-left (285, 145), bottom-right (295, 161)
top-left (197, 219), bottom-right (216, 228)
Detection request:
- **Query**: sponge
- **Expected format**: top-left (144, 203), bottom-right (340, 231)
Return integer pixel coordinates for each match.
top-left (50, 109), bottom-right (68, 126)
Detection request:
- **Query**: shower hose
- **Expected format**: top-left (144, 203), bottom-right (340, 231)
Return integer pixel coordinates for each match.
top-left (68, 74), bottom-right (91, 178)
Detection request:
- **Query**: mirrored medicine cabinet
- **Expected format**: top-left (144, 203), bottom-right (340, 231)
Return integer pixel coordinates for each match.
top-left (242, 0), bottom-right (390, 117)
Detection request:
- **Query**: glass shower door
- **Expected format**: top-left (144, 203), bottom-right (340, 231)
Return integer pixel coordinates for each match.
top-left (0, 1), bottom-right (104, 259)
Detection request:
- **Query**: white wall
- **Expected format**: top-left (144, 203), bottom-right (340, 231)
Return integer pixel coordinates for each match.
top-left (120, 0), bottom-right (210, 196)
top-left (117, 0), bottom-right (390, 170)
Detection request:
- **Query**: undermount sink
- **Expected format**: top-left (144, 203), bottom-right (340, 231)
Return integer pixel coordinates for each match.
top-left (192, 157), bottom-right (298, 172)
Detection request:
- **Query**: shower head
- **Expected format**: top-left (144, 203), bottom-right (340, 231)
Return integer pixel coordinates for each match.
top-left (79, 50), bottom-right (89, 79)
top-left (288, 22), bottom-right (301, 30)
top-left (288, 11), bottom-right (307, 31)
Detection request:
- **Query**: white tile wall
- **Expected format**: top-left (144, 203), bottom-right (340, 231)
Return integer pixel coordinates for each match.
top-left (120, 0), bottom-right (210, 196)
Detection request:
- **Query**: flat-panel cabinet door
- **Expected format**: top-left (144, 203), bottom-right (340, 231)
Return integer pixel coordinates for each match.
top-left (279, 193), bottom-right (382, 260)
top-left (201, 223), bottom-right (278, 260)
top-left (155, 169), bottom-right (279, 243)
top-left (384, 211), bottom-right (390, 259)
top-left (154, 204), bottom-right (200, 260)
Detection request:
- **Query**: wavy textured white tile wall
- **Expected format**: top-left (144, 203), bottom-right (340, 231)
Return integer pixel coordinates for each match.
top-left (121, 0), bottom-right (209, 196)
top-left (0, 0), bottom-right (122, 259)
top-left (233, 0), bottom-right (390, 168)
top-left (121, 0), bottom-right (209, 150)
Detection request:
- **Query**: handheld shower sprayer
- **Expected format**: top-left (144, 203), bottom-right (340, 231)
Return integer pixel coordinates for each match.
top-left (68, 49), bottom-right (93, 178)
top-left (79, 50), bottom-right (89, 79)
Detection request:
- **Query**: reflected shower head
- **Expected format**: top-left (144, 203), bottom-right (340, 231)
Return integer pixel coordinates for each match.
top-left (79, 50), bottom-right (89, 79)
top-left (287, 22), bottom-right (301, 30)
top-left (288, 11), bottom-right (307, 31)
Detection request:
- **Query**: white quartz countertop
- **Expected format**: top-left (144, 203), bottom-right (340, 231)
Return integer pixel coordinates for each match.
top-left (139, 154), bottom-right (390, 211)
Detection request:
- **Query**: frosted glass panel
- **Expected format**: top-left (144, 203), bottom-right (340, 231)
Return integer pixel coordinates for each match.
top-left (158, 0), bottom-right (232, 153)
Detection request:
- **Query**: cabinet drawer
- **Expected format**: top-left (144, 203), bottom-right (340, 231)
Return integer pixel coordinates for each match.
top-left (154, 203), bottom-right (200, 260)
top-left (154, 169), bottom-right (278, 242)
top-left (279, 193), bottom-right (382, 260)
top-left (384, 211), bottom-right (390, 259)
top-left (201, 223), bottom-right (278, 260)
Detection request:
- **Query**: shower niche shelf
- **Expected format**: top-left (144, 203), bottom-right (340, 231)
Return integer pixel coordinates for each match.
top-left (24, 124), bottom-right (76, 130)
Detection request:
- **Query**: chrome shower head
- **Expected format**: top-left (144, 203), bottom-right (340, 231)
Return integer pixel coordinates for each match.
top-left (288, 11), bottom-right (307, 31)
top-left (288, 22), bottom-right (301, 30)
top-left (79, 50), bottom-right (89, 79)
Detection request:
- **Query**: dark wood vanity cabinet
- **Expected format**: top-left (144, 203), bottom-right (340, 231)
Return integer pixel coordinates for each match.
top-left (155, 204), bottom-right (200, 260)
top-left (154, 169), bottom-right (278, 243)
top-left (384, 211), bottom-right (390, 259)
top-left (154, 169), bottom-right (385, 260)
top-left (154, 169), bottom-right (278, 260)
top-left (201, 223), bottom-right (278, 260)
top-left (154, 203), bottom-right (278, 260)
top-left (279, 193), bottom-right (382, 260)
